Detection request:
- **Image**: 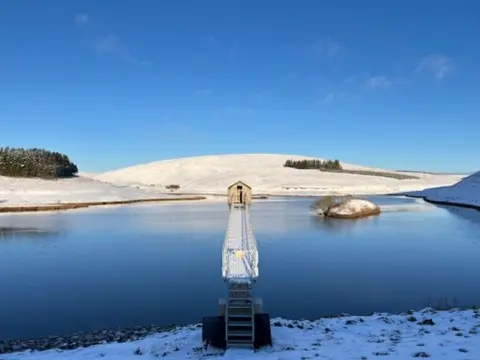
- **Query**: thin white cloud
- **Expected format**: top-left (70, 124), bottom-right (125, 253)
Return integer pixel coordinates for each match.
top-left (365, 76), bottom-right (391, 89)
top-left (320, 92), bottom-right (348, 105)
top-left (322, 92), bottom-right (336, 104)
top-left (74, 14), bottom-right (145, 65)
top-left (311, 38), bottom-right (340, 57)
top-left (415, 55), bottom-right (452, 80)
top-left (93, 33), bottom-right (136, 63)
top-left (204, 35), bottom-right (216, 47)
top-left (74, 13), bottom-right (89, 26)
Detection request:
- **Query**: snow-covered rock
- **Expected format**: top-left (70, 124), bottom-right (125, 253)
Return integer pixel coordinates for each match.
top-left (326, 198), bottom-right (380, 218)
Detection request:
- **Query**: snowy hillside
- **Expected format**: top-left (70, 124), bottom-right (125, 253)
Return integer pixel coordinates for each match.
top-left (408, 171), bottom-right (480, 207)
top-left (94, 154), bottom-right (463, 195)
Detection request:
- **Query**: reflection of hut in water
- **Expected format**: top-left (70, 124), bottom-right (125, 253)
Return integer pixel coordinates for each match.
top-left (227, 181), bottom-right (252, 207)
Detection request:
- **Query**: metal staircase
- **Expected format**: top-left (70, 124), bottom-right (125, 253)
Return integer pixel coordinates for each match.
top-left (225, 283), bottom-right (254, 348)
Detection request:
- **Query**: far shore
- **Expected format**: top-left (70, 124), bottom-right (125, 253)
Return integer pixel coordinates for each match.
top-left (1, 192), bottom-right (477, 214)
top-left (404, 194), bottom-right (480, 212)
top-left (0, 196), bottom-right (206, 214)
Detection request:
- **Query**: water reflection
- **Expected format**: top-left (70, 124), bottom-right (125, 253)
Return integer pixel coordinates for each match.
top-left (439, 206), bottom-right (480, 235)
top-left (2, 196), bottom-right (480, 340)
top-left (309, 215), bottom-right (379, 234)
top-left (0, 226), bottom-right (60, 241)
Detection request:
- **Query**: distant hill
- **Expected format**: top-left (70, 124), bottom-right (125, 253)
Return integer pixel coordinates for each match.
top-left (0, 147), bottom-right (78, 179)
top-left (93, 154), bottom-right (463, 195)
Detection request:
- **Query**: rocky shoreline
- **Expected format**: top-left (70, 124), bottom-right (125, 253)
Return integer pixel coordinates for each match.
top-left (0, 323), bottom-right (199, 355)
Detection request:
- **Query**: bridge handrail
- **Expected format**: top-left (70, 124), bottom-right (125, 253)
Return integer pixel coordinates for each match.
top-left (221, 205), bottom-right (259, 282)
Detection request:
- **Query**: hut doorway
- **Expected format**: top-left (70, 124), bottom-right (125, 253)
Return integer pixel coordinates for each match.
top-left (237, 185), bottom-right (243, 204)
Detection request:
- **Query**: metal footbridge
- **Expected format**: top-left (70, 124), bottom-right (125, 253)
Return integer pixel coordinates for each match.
top-left (222, 205), bottom-right (259, 283)
top-left (202, 181), bottom-right (271, 351)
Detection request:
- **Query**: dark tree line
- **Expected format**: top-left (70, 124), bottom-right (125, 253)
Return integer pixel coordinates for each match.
top-left (0, 147), bottom-right (78, 179)
top-left (284, 158), bottom-right (342, 170)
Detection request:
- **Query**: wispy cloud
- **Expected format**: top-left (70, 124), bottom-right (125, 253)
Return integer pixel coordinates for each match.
top-left (74, 13), bottom-right (89, 26)
top-left (311, 38), bottom-right (341, 57)
top-left (364, 76), bottom-right (391, 89)
top-left (74, 13), bottom-right (145, 65)
top-left (322, 92), bottom-right (336, 104)
top-left (204, 35), bottom-right (216, 47)
top-left (94, 33), bottom-right (136, 63)
top-left (415, 55), bottom-right (452, 80)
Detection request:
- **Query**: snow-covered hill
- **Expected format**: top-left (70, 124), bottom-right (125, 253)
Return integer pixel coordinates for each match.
top-left (407, 171), bottom-right (480, 207)
top-left (94, 154), bottom-right (463, 196)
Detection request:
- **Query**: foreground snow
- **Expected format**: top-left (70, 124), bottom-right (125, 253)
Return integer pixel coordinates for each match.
top-left (407, 171), bottom-right (480, 208)
top-left (5, 308), bottom-right (480, 359)
top-left (94, 154), bottom-right (464, 196)
top-left (0, 176), bottom-right (181, 207)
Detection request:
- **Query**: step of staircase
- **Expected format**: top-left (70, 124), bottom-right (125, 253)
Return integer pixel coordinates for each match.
top-left (226, 283), bottom-right (254, 349)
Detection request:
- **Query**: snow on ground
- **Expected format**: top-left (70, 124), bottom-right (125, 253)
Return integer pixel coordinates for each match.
top-left (4, 308), bottom-right (480, 359)
top-left (407, 171), bottom-right (480, 208)
top-left (0, 175), bottom-right (178, 207)
top-left (0, 155), bottom-right (467, 207)
top-left (94, 154), bottom-right (464, 196)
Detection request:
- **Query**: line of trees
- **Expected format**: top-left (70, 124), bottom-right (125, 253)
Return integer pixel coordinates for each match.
top-left (284, 158), bottom-right (342, 170)
top-left (0, 147), bottom-right (78, 179)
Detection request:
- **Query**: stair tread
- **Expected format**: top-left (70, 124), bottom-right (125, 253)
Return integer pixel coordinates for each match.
top-left (228, 321), bottom-right (253, 327)
top-left (228, 331), bottom-right (253, 336)
top-left (227, 342), bottom-right (253, 348)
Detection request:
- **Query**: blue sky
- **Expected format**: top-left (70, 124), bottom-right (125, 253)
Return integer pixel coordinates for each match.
top-left (1, 1), bottom-right (478, 173)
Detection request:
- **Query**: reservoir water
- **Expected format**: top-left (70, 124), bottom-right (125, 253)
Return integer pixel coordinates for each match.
top-left (1, 196), bottom-right (480, 340)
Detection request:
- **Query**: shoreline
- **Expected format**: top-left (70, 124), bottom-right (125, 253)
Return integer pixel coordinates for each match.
top-left (404, 194), bottom-right (480, 212)
top-left (0, 307), bottom-right (480, 355)
top-left (0, 306), bottom-right (476, 355)
top-left (0, 196), bottom-right (206, 214)
top-left (0, 193), bottom-right (421, 214)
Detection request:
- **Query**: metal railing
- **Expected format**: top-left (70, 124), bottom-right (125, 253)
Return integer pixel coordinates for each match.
top-left (221, 206), bottom-right (259, 282)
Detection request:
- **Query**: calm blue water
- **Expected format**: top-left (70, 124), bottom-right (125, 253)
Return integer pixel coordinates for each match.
top-left (1, 196), bottom-right (480, 340)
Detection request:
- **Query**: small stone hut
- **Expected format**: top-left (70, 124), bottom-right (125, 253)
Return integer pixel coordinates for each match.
top-left (227, 181), bottom-right (252, 206)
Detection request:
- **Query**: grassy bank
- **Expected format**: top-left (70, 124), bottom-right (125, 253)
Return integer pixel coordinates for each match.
top-left (0, 196), bottom-right (206, 213)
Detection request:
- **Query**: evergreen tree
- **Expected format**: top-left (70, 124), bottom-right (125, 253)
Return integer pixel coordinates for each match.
top-left (0, 147), bottom-right (79, 179)
top-left (283, 158), bottom-right (343, 171)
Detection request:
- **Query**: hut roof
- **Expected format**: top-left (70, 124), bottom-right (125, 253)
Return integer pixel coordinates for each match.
top-left (227, 180), bottom-right (252, 190)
